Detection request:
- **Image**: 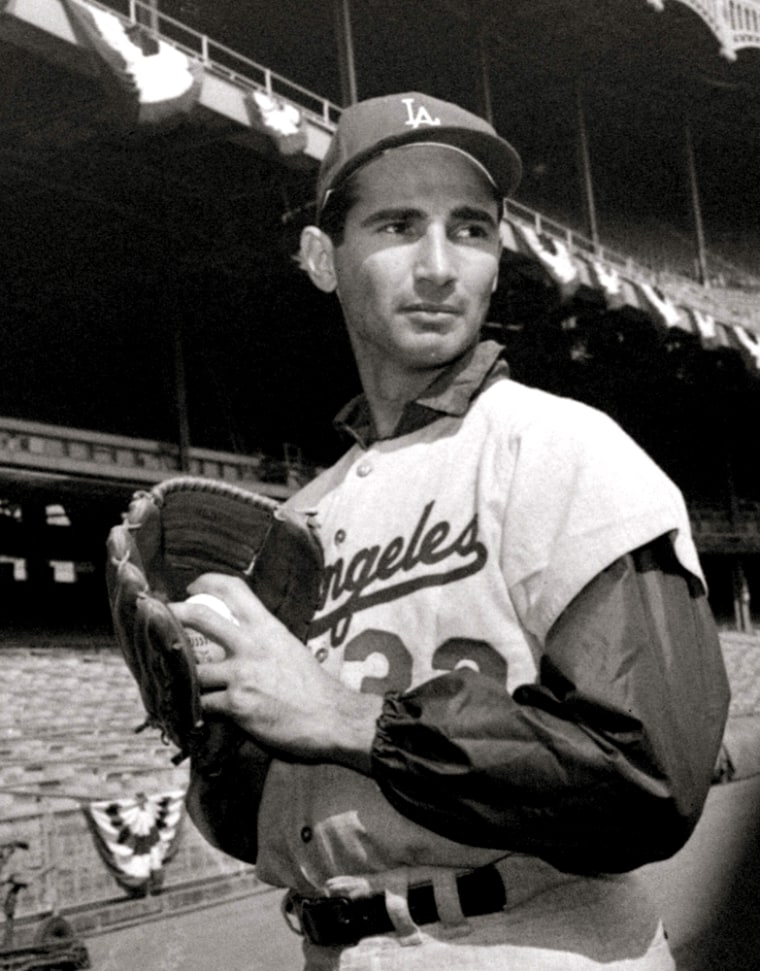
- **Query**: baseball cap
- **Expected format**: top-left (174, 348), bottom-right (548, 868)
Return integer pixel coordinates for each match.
top-left (317, 91), bottom-right (522, 216)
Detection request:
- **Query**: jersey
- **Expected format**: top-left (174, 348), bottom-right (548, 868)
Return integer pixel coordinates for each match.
top-left (254, 343), bottom-right (701, 897)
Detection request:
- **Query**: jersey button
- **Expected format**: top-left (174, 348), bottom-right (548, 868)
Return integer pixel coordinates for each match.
top-left (334, 529), bottom-right (346, 544)
top-left (314, 647), bottom-right (328, 664)
top-left (356, 462), bottom-right (372, 477)
top-left (300, 826), bottom-right (313, 844)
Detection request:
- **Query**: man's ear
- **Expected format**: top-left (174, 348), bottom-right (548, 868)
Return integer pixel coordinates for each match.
top-left (299, 226), bottom-right (337, 293)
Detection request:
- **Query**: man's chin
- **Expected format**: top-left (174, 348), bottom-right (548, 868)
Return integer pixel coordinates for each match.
top-left (403, 330), bottom-right (480, 371)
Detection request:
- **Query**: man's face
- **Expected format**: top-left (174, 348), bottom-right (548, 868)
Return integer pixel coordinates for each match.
top-left (328, 145), bottom-right (501, 377)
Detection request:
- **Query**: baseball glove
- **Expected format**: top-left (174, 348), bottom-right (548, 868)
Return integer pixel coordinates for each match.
top-left (105, 475), bottom-right (323, 863)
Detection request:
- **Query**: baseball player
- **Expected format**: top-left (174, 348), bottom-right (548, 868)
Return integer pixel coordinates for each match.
top-left (172, 92), bottom-right (730, 969)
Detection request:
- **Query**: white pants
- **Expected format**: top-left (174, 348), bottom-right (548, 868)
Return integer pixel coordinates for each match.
top-left (298, 859), bottom-right (676, 971)
top-left (302, 914), bottom-right (674, 971)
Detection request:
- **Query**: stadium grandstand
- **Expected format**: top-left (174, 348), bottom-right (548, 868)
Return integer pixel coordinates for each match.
top-left (1, 1), bottom-right (760, 967)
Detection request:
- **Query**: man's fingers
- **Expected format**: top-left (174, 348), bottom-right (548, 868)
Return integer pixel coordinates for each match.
top-left (170, 599), bottom-right (245, 657)
top-left (195, 660), bottom-right (229, 692)
top-left (185, 573), bottom-right (271, 627)
top-left (197, 687), bottom-right (231, 714)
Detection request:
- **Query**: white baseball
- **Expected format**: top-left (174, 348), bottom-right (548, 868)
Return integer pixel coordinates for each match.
top-left (184, 593), bottom-right (238, 664)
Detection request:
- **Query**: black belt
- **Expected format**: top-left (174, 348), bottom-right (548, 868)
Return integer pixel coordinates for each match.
top-left (290, 864), bottom-right (506, 948)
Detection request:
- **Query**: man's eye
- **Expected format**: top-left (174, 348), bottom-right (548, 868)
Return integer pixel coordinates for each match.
top-left (454, 224), bottom-right (489, 240)
top-left (379, 221), bottom-right (411, 235)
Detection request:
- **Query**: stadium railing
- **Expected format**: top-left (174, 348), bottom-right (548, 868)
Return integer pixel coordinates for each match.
top-left (0, 416), bottom-right (315, 496)
top-left (42, 0), bottom-right (758, 330)
top-left (86, 0), bottom-right (342, 129)
top-left (504, 199), bottom-right (760, 330)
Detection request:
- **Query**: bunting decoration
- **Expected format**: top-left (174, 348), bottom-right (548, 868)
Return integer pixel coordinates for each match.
top-left (588, 260), bottom-right (627, 311)
top-left (638, 282), bottom-right (691, 332)
top-left (511, 221), bottom-right (581, 299)
top-left (734, 326), bottom-right (760, 369)
top-left (692, 310), bottom-right (730, 349)
top-left (498, 220), bottom-right (518, 251)
top-left (500, 216), bottom-right (760, 372)
top-left (62, 0), bottom-right (203, 125)
top-left (83, 790), bottom-right (185, 894)
top-left (246, 90), bottom-right (308, 156)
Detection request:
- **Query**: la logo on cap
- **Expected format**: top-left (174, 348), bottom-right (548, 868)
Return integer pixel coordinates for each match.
top-left (402, 97), bottom-right (441, 129)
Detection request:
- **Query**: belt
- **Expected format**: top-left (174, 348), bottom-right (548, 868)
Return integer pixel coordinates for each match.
top-left (290, 864), bottom-right (506, 948)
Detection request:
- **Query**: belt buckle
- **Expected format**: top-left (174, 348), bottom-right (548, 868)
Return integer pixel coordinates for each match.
top-left (300, 895), bottom-right (359, 948)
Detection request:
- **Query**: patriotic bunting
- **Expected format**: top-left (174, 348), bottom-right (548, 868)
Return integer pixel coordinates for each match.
top-left (247, 90), bottom-right (308, 156)
top-left (62, 0), bottom-right (203, 125)
top-left (638, 282), bottom-right (689, 331)
top-left (511, 221), bottom-right (581, 299)
top-left (83, 790), bottom-right (185, 894)
top-left (498, 220), bottom-right (519, 252)
top-left (734, 327), bottom-right (760, 369)
top-left (503, 217), bottom-right (760, 370)
top-left (589, 260), bottom-right (627, 310)
top-left (692, 309), bottom-right (719, 342)
top-left (692, 310), bottom-right (732, 349)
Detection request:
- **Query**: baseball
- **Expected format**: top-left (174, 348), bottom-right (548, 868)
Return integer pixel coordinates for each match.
top-left (184, 593), bottom-right (237, 664)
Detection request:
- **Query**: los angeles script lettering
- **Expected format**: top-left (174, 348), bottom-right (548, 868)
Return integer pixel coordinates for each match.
top-left (309, 500), bottom-right (488, 646)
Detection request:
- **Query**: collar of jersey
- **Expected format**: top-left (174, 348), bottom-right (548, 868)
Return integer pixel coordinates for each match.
top-left (334, 338), bottom-right (509, 448)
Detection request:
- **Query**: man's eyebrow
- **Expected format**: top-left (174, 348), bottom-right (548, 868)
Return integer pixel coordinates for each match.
top-left (452, 205), bottom-right (499, 228)
top-left (359, 207), bottom-right (423, 228)
top-left (359, 205), bottom-right (499, 229)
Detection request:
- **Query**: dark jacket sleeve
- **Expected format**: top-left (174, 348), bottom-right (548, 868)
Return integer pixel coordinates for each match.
top-left (370, 534), bottom-right (730, 875)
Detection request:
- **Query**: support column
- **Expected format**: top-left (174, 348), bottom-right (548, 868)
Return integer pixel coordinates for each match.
top-left (575, 78), bottom-right (599, 250)
top-left (19, 498), bottom-right (54, 629)
top-left (22, 499), bottom-right (52, 590)
top-left (732, 559), bottom-right (753, 632)
top-left (473, 1), bottom-right (493, 124)
top-left (684, 121), bottom-right (709, 285)
top-left (136, 0), bottom-right (159, 32)
top-left (334, 0), bottom-right (358, 106)
top-left (725, 449), bottom-right (752, 631)
top-left (172, 320), bottom-right (191, 473)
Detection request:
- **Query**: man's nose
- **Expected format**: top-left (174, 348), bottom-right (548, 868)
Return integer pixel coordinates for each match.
top-left (413, 226), bottom-right (456, 286)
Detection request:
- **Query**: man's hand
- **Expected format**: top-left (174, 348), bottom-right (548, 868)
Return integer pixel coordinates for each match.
top-left (170, 573), bottom-right (382, 773)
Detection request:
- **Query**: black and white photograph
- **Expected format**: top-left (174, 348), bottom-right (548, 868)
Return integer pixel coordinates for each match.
top-left (1, 2), bottom-right (759, 968)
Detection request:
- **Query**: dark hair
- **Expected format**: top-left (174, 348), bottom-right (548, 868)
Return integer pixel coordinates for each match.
top-left (317, 164), bottom-right (505, 247)
top-left (317, 171), bottom-right (361, 246)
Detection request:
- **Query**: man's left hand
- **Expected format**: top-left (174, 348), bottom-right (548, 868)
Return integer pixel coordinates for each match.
top-left (170, 573), bottom-right (382, 772)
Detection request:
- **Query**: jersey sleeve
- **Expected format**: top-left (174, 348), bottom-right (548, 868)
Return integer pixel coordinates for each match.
top-left (370, 536), bottom-right (730, 874)
top-left (495, 395), bottom-right (704, 641)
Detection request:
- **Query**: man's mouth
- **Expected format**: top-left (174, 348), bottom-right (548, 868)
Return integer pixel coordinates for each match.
top-left (402, 303), bottom-right (460, 316)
